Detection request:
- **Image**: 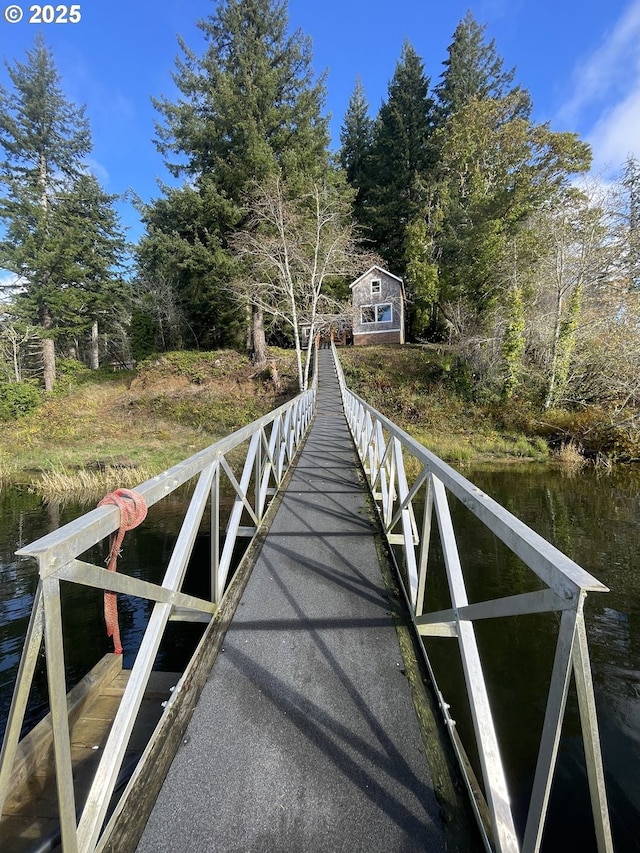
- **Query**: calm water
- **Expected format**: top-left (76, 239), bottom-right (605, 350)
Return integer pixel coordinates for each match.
top-left (1, 465), bottom-right (639, 850)
top-left (0, 484), bottom-right (208, 742)
top-left (420, 463), bottom-right (640, 852)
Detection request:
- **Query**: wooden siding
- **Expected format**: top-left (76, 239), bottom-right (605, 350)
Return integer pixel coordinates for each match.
top-left (351, 268), bottom-right (404, 344)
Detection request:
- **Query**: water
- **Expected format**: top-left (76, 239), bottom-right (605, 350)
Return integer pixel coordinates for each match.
top-left (1, 465), bottom-right (639, 850)
top-left (0, 484), bottom-right (208, 742)
top-left (419, 463), bottom-right (640, 852)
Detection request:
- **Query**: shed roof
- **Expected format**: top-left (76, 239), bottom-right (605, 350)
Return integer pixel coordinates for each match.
top-left (349, 265), bottom-right (403, 290)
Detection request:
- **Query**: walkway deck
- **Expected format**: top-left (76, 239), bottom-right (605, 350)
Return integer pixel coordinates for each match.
top-left (137, 350), bottom-right (446, 852)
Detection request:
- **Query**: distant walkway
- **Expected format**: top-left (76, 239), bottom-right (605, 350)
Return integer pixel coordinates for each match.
top-left (137, 349), bottom-right (446, 852)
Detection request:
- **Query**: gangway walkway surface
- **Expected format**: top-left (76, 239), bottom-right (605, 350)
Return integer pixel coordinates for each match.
top-left (137, 349), bottom-right (446, 852)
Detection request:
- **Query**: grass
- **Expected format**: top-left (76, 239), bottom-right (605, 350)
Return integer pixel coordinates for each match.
top-left (0, 348), bottom-right (300, 497)
top-left (338, 345), bottom-right (550, 466)
top-left (5, 342), bottom-right (631, 499)
top-left (35, 465), bottom-right (157, 503)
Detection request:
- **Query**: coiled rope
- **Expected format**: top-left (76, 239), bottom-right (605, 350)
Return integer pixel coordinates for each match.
top-left (97, 488), bottom-right (148, 654)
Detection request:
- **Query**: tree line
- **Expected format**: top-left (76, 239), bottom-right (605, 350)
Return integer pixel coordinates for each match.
top-left (1, 1), bottom-right (638, 419)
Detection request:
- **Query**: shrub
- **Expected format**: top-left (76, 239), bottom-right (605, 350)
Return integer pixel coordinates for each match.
top-left (0, 380), bottom-right (42, 420)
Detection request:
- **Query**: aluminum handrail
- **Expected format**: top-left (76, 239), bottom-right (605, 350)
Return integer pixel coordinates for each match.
top-left (331, 342), bottom-right (612, 853)
top-left (0, 382), bottom-right (315, 853)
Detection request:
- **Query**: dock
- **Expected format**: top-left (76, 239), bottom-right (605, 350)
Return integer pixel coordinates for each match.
top-left (0, 655), bottom-right (178, 851)
top-left (0, 346), bottom-right (614, 853)
top-left (136, 350), bottom-right (447, 851)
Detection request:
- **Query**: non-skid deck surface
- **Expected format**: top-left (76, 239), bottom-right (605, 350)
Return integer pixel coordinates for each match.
top-left (137, 350), bottom-right (445, 852)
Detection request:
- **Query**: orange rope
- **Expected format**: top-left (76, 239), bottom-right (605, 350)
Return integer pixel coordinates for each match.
top-left (97, 488), bottom-right (148, 654)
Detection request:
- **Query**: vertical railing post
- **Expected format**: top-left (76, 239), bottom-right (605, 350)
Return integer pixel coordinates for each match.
top-left (431, 475), bottom-right (518, 852)
top-left (0, 584), bottom-right (45, 815)
top-left (211, 459), bottom-right (221, 605)
top-left (42, 574), bottom-right (79, 853)
top-left (255, 428), bottom-right (263, 523)
top-left (416, 474), bottom-right (434, 617)
top-left (522, 606), bottom-right (580, 853)
top-left (572, 615), bottom-right (613, 853)
top-left (394, 437), bottom-right (419, 608)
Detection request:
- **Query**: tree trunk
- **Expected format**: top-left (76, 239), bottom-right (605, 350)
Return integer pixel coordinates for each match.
top-left (39, 304), bottom-right (56, 392)
top-left (252, 302), bottom-right (267, 369)
top-left (90, 319), bottom-right (100, 369)
top-left (10, 331), bottom-right (21, 382)
top-left (544, 292), bottom-right (562, 410)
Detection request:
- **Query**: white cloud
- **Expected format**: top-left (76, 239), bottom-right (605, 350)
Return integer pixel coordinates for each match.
top-left (588, 86), bottom-right (640, 172)
top-left (0, 271), bottom-right (21, 288)
top-left (0, 271), bottom-right (27, 303)
top-left (559, 0), bottom-right (640, 175)
top-left (560, 0), bottom-right (640, 122)
top-left (85, 157), bottom-right (111, 187)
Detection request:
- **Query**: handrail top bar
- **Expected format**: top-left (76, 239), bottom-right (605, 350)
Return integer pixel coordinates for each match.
top-left (16, 389), bottom-right (314, 569)
top-left (346, 388), bottom-right (608, 597)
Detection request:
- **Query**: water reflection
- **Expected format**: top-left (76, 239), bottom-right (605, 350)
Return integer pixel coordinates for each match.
top-left (419, 464), bottom-right (640, 852)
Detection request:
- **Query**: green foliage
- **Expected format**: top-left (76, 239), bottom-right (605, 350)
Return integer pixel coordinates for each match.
top-left (0, 380), bottom-right (41, 420)
top-left (50, 357), bottom-right (93, 393)
top-left (434, 95), bottom-right (591, 329)
top-left (553, 284), bottom-right (582, 402)
top-left (359, 42), bottom-right (436, 274)
top-left (141, 0), bottom-right (331, 351)
top-left (338, 77), bottom-right (373, 220)
top-left (434, 10), bottom-right (529, 121)
top-left (0, 36), bottom-right (128, 385)
top-left (404, 217), bottom-right (439, 338)
top-left (129, 305), bottom-right (162, 362)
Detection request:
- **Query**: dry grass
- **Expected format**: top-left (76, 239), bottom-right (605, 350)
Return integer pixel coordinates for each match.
top-left (550, 440), bottom-right (587, 473)
top-left (34, 464), bottom-right (156, 503)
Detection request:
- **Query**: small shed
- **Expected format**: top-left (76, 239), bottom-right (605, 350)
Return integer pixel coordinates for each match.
top-left (350, 266), bottom-right (405, 346)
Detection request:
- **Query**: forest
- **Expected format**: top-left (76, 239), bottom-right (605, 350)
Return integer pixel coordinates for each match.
top-left (1, 0), bottom-right (639, 457)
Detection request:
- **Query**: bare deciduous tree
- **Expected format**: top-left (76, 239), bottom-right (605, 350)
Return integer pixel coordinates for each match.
top-left (233, 174), bottom-right (375, 391)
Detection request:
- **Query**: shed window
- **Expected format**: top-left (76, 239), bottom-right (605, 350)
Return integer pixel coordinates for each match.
top-left (371, 279), bottom-right (381, 295)
top-left (361, 303), bottom-right (392, 324)
top-left (361, 306), bottom-right (376, 324)
top-left (377, 303), bottom-right (392, 322)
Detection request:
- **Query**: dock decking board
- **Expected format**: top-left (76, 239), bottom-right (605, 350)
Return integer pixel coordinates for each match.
top-left (0, 664), bottom-right (179, 852)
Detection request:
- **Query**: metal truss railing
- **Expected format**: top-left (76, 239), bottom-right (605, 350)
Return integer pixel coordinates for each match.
top-left (331, 343), bottom-right (612, 853)
top-left (0, 385), bottom-right (315, 853)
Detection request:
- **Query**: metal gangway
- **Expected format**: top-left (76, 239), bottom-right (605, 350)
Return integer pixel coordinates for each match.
top-left (0, 345), bottom-right (612, 852)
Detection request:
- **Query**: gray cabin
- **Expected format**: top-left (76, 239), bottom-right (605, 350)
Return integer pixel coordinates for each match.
top-left (350, 266), bottom-right (405, 346)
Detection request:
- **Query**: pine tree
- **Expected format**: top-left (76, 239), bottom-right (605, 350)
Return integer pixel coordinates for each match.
top-left (0, 36), bottom-right (124, 387)
top-left (363, 42), bottom-right (437, 275)
top-left (339, 77), bottom-right (373, 220)
top-left (143, 0), bottom-right (330, 358)
top-left (434, 10), bottom-right (530, 121)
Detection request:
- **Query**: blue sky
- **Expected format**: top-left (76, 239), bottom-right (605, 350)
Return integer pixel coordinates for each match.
top-left (1, 0), bottom-right (639, 249)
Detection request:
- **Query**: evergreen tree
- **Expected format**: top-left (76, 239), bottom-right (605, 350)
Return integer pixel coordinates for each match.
top-left (0, 36), bottom-right (124, 387)
top-left (362, 42), bottom-right (437, 276)
top-left (142, 0), bottom-right (330, 358)
top-left (434, 10), bottom-right (530, 121)
top-left (338, 77), bottom-right (373, 220)
top-left (433, 94), bottom-right (591, 333)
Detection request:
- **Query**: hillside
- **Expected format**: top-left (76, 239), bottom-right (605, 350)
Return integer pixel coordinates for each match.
top-left (0, 350), bottom-right (300, 499)
top-left (2, 343), bottom-right (637, 500)
top-left (338, 345), bottom-right (549, 465)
